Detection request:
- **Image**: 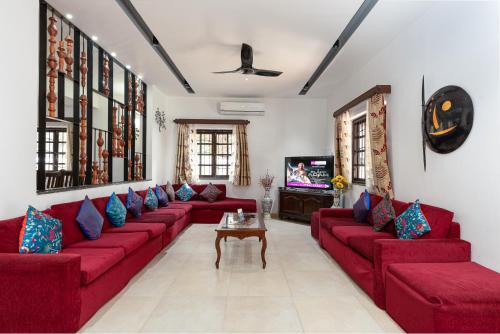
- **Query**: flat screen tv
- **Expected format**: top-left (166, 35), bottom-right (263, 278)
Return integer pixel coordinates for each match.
top-left (285, 156), bottom-right (334, 190)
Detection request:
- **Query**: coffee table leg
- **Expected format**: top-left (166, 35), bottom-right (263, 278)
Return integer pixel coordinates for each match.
top-left (215, 235), bottom-right (222, 269)
top-left (261, 235), bottom-right (267, 269)
top-left (224, 236), bottom-right (227, 242)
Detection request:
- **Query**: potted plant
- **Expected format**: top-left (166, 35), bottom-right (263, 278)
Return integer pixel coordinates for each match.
top-left (260, 170), bottom-right (275, 219)
top-left (331, 175), bottom-right (348, 208)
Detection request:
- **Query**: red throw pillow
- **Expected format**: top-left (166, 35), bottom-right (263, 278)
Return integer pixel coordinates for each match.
top-left (199, 183), bottom-right (223, 202)
top-left (372, 194), bottom-right (396, 232)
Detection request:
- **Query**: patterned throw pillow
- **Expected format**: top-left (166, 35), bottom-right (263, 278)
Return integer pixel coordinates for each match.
top-left (76, 196), bottom-right (104, 240)
top-left (106, 192), bottom-right (127, 227)
top-left (353, 190), bottom-right (371, 223)
top-left (155, 184), bottom-right (169, 207)
top-left (126, 187), bottom-right (143, 218)
top-left (165, 181), bottom-right (176, 202)
top-left (199, 183), bottom-right (222, 202)
top-left (176, 182), bottom-right (196, 202)
top-left (19, 206), bottom-right (62, 254)
top-left (372, 194), bottom-right (396, 231)
top-left (395, 200), bottom-right (431, 239)
top-left (144, 187), bottom-right (159, 210)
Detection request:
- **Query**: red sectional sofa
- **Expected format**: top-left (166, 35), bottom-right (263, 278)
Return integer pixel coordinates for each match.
top-left (0, 184), bottom-right (256, 333)
top-left (318, 193), bottom-right (471, 309)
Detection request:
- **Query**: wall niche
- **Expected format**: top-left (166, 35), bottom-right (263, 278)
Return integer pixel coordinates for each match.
top-left (37, 1), bottom-right (148, 193)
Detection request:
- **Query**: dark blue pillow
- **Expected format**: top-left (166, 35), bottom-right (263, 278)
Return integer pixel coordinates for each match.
top-left (106, 192), bottom-right (127, 227)
top-left (155, 184), bottom-right (169, 207)
top-left (353, 190), bottom-right (371, 224)
top-left (126, 187), bottom-right (142, 218)
top-left (76, 195), bottom-right (104, 240)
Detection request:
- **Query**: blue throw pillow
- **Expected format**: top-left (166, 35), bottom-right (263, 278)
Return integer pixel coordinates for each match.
top-left (106, 192), bottom-right (127, 227)
top-left (126, 187), bottom-right (142, 218)
top-left (353, 190), bottom-right (371, 223)
top-left (395, 200), bottom-right (431, 239)
top-left (144, 187), bottom-right (159, 210)
top-left (155, 184), bottom-right (169, 207)
top-left (76, 196), bottom-right (104, 240)
top-left (19, 206), bottom-right (62, 254)
top-left (175, 182), bottom-right (196, 202)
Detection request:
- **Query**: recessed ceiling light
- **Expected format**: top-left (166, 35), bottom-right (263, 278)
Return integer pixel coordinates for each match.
top-left (91, 35), bottom-right (98, 41)
top-left (125, 65), bottom-right (131, 70)
top-left (111, 52), bottom-right (117, 57)
top-left (65, 13), bottom-right (73, 20)
top-left (138, 75), bottom-right (143, 80)
top-left (244, 77), bottom-right (249, 81)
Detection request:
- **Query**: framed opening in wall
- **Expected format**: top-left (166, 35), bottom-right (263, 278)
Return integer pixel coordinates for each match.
top-left (37, 1), bottom-right (148, 193)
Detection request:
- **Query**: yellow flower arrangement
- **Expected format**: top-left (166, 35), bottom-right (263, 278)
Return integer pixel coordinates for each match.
top-left (331, 174), bottom-right (348, 190)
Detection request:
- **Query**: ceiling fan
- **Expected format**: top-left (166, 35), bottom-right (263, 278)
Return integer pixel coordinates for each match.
top-left (212, 43), bottom-right (282, 77)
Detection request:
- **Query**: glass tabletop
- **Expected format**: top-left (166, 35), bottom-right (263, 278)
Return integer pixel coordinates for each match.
top-left (216, 212), bottom-right (266, 231)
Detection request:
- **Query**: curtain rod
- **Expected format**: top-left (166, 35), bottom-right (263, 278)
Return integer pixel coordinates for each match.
top-left (332, 85), bottom-right (391, 117)
top-left (173, 119), bottom-right (250, 125)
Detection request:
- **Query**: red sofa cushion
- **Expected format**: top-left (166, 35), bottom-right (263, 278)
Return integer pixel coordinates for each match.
top-left (208, 198), bottom-right (257, 211)
top-left (51, 200), bottom-right (86, 247)
top-left (320, 217), bottom-right (359, 230)
top-left (331, 225), bottom-right (395, 261)
top-left (176, 200), bottom-right (212, 210)
top-left (387, 262), bottom-right (500, 304)
top-left (104, 223), bottom-right (166, 239)
top-left (155, 208), bottom-right (185, 220)
top-left (0, 216), bottom-right (23, 253)
top-left (419, 203), bottom-right (454, 239)
top-left (63, 247), bottom-right (125, 286)
top-left (166, 203), bottom-right (192, 213)
top-left (66, 232), bottom-right (148, 255)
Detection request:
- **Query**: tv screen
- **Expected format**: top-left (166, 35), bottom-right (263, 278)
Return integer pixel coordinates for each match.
top-left (285, 156), bottom-right (334, 190)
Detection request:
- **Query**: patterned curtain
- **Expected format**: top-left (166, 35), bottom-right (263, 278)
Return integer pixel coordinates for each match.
top-left (334, 111), bottom-right (351, 182)
top-left (367, 94), bottom-right (394, 198)
top-left (232, 124), bottom-right (251, 186)
top-left (174, 123), bottom-right (192, 183)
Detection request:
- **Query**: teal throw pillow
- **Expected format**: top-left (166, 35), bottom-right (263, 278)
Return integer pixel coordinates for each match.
top-left (106, 192), bottom-right (127, 227)
top-left (395, 200), bottom-right (431, 239)
top-left (175, 182), bottom-right (196, 202)
top-left (144, 187), bottom-right (159, 210)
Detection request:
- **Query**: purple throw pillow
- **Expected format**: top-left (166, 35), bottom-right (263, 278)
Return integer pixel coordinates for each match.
top-left (353, 190), bottom-right (371, 224)
top-left (199, 183), bottom-right (223, 203)
top-left (155, 184), bottom-right (169, 207)
top-left (126, 187), bottom-right (142, 218)
top-left (76, 196), bottom-right (104, 240)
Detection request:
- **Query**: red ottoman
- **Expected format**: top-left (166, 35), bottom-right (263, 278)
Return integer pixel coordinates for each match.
top-left (386, 262), bottom-right (500, 333)
top-left (311, 211), bottom-right (319, 240)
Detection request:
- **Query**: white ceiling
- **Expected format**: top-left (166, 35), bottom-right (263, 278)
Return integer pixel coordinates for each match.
top-left (47, 0), bottom-right (431, 98)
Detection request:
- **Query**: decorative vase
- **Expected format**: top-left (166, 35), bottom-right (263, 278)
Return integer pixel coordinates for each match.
top-left (261, 187), bottom-right (273, 219)
top-left (331, 188), bottom-right (345, 208)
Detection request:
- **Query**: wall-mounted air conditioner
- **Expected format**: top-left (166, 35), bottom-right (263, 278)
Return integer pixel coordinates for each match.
top-left (218, 102), bottom-right (265, 116)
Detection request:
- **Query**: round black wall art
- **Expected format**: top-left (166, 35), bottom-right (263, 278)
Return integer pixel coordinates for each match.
top-left (424, 85), bottom-right (474, 154)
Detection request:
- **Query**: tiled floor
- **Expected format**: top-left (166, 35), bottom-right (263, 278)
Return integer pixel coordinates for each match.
top-left (80, 219), bottom-right (402, 333)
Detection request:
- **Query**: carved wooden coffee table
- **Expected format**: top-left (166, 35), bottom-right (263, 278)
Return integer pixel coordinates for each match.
top-left (215, 212), bottom-right (267, 269)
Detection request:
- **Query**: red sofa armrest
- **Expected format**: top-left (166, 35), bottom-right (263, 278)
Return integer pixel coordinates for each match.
top-left (0, 253), bottom-right (82, 332)
top-left (372, 239), bottom-right (471, 308)
top-left (319, 208), bottom-right (354, 219)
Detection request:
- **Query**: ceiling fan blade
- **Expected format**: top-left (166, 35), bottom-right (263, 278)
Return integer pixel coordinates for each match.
top-left (241, 43), bottom-right (253, 68)
top-left (253, 69), bottom-right (282, 77)
top-left (212, 68), bottom-right (241, 74)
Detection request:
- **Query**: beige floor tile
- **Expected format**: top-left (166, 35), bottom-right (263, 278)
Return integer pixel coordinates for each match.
top-left (224, 296), bottom-right (303, 333)
top-left (165, 269), bottom-right (231, 296)
top-left (82, 296), bottom-right (161, 333)
top-left (141, 296), bottom-right (226, 333)
top-left (285, 270), bottom-right (357, 297)
top-left (228, 270), bottom-right (291, 296)
top-left (294, 296), bottom-right (383, 333)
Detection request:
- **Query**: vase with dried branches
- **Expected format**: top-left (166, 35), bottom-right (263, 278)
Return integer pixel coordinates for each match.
top-left (259, 170), bottom-right (275, 219)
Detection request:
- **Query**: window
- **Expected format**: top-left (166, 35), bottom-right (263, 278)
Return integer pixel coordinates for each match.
top-left (197, 129), bottom-right (232, 179)
top-left (352, 116), bottom-right (366, 184)
top-left (38, 128), bottom-right (68, 171)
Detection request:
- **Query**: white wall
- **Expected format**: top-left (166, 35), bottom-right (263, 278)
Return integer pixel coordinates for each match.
top-left (327, 1), bottom-right (500, 270)
top-left (160, 97), bottom-right (329, 213)
top-left (0, 0), bottom-right (166, 219)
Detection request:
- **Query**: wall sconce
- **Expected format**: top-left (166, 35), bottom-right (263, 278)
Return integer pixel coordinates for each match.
top-left (154, 108), bottom-right (166, 132)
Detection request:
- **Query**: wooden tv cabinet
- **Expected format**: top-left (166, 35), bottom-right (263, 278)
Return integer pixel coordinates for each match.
top-left (278, 187), bottom-right (334, 223)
